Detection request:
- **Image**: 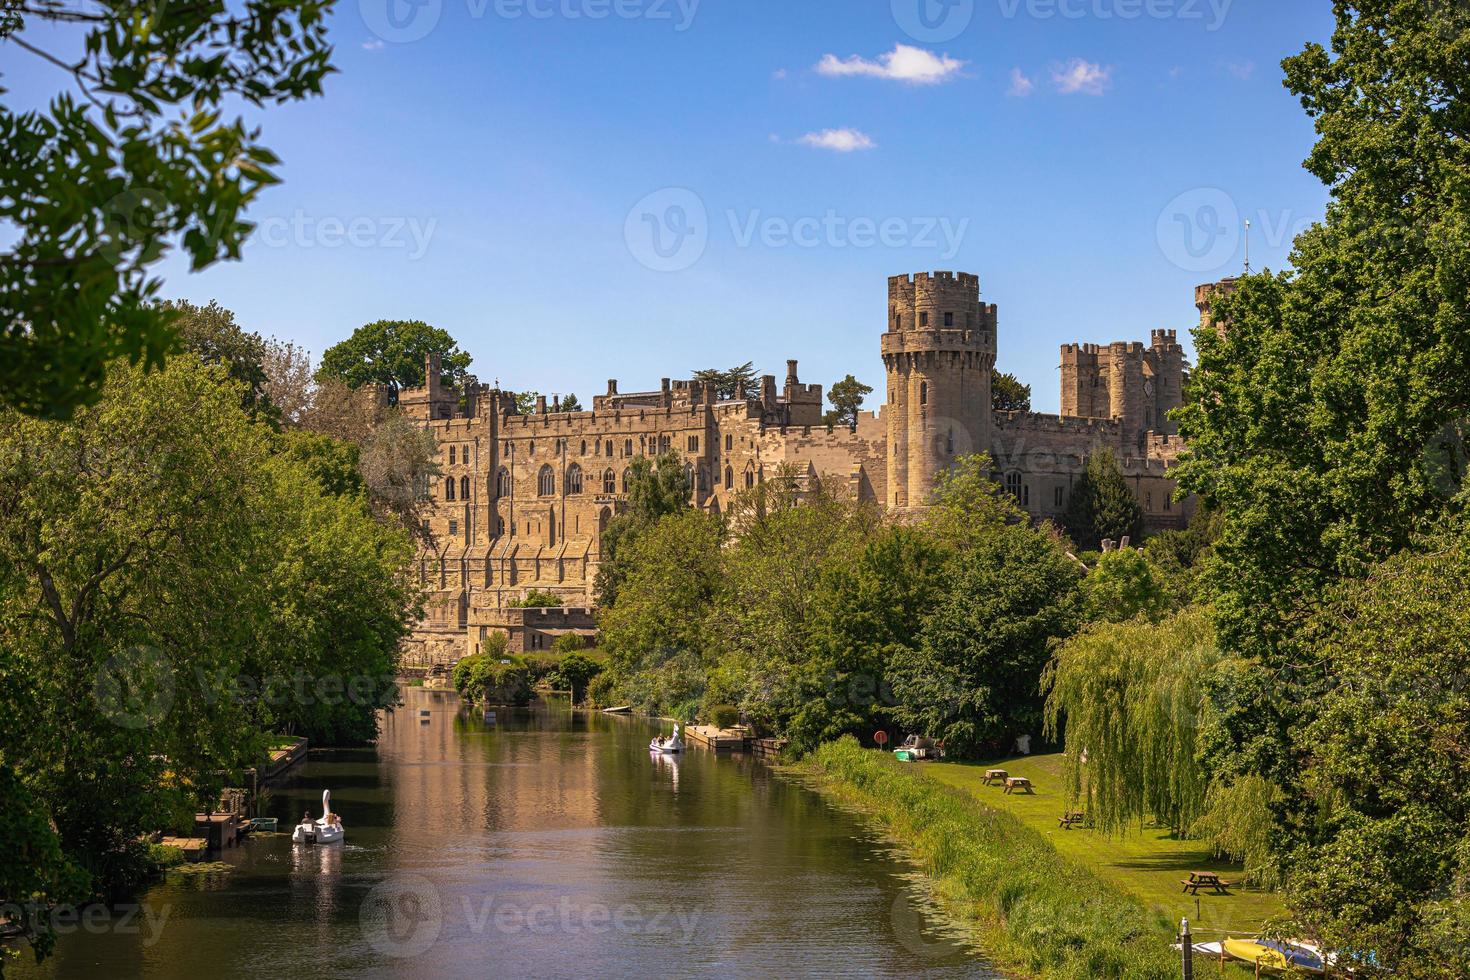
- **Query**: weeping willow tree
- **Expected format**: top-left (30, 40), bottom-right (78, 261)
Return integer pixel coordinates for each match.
top-left (1042, 606), bottom-right (1222, 835)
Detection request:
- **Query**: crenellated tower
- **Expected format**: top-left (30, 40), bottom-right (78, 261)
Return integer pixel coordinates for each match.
top-left (882, 271), bottom-right (997, 510)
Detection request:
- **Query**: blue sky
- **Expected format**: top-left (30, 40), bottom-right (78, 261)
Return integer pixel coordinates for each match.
top-left (7, 0), bottom-right (1335, 412)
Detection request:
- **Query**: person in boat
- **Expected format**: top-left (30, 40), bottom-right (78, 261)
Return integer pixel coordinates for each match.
top-left (330, 812), bottom-right (342, 829)
top-left (300, 811), bottom-right (313, 827)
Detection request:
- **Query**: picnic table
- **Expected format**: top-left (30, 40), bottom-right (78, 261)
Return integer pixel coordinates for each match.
top-left (1180, 871), bottom-right (1232, 895)
top-left (1003, 776), bottom-right (1034, 795)
top-left (981, 769), bottom-right (1008, 785)
top-left (1058, 810), bottom-right (1085, 829)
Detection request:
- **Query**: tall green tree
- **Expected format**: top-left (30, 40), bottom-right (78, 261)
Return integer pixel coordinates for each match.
top-left (921, 453), bottom-right (1024, 550)
top-left (0, 1), bottom-right (335, 421)
top-left (165, 299), bottom-right (272, 417)
top-left (692, 362), bottom-right (759, 401)
top-left (889, 522), bottom-right (1081, 756)
top-left (823, 374), bottom-right (874, 426)
top-left (991, 369), bottom-right (1032, 413)
top-left (317, 320), bottom-right (473, 396)
top-left (1063, 451), bottom-right (1144, 552)
top-left (594, 452), bottom-right (691, 606)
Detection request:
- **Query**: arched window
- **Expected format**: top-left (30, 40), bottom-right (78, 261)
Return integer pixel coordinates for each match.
top-left (724, 465), bottom-right (733, 489)
top-left (621, 469), bottom-right (631, 493)
top-left (538, 465), bottom-right (555, 496)
top-left (496, 467), bottom-right (511, 497)
top-left (603, 469), bottom-right (616, 494)
top-left (605, 440), bottom-right (613, 457)
top-left (566, 464), bottom-right (584, 495)
top-left (446, 476), bottom-right (456, 501)
top-left (449, 446), bottom-right (456, 465)
top-left (580, 440), bottom-right (587, 455)
top-left (460, 475), bottom-right (470, 500)
top-left (744, 467), bottom-right (755, 489)
top-left (920, 381), bottom-right (928, 406)
top-left (1005, 472), bottom-right (1022, 501)
top-left (684, 463), bottom-right (694, 491)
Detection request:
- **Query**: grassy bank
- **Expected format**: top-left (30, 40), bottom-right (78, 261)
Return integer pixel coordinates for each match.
top-left (799, 738), bottom-right (1196, 979)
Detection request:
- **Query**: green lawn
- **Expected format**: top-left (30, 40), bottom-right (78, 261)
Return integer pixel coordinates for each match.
top-left (922, 753), bottom-right (1283, 940)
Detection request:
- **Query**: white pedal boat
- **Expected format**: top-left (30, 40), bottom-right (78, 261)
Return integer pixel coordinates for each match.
top-left (292, 789), bottom-right (345, 844)
top-left (650, 724), bottom-right (683, 754)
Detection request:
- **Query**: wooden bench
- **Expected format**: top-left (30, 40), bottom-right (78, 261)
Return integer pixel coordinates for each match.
top-left (1003, 776), bottom-right (1034, 795)
top-left (981, 768), bottom-right (1008, 785)
top-left (1058, 811), bottom-right (1085, 829)
top-left (1180, 872), bottom-right (1232, 895)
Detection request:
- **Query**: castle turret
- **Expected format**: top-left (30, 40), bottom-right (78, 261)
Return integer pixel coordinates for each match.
top-left (1195, 278), bottom-right (1238, 337)
top-left (882, 271), bottom-right (997, 510)
top-left (1149, 329), bottom-right (1186, 435)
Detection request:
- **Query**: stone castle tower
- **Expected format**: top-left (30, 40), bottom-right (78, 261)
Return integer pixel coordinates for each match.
top-left (882, 272), bottom-right (998, 510)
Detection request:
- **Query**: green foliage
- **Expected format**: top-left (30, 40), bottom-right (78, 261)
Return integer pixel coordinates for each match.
top-left (0, 764), bottom-right (88, 973)
top-left (317, 320), bottom-right (473, 395)
top-left (1043, 608), bottom-right (1222, 836)
top-left (1079, 549), bottom-right (1173, 624)
top-left (552, 633), bottom-right (586, 655)
top-left (551, 653), bottom-right (603, 703)
top-left (706, 703), bottom-right (741, 729)
top-left (1063, 452), bottom-right (1144, 552)
top-left (804, 739), bottom-right (1179, 979)
top-left (890, 522), bottom-right (1081, 756)
top-left (453, 654), bottom-right (534, 707)
top-left (594, 452), bottom-right (691, 606)
top-left (823, 373), bottom-right (873, 426)
top-left (991, 369), bottom-right (1032, 413)
top-left (597, 509), bottom-right (725, 717)
top-left (920, 453), bottom-right (1024, 550)
top-left (0, 1), bottom-right (335, 421)
top-left (1142, 507), bottom-right (1221, 607)
top-left (0, 355), bottom-right (416, 922)
top-left (273, 429), bottom-right (364, 499)
top-left (166, 300), bottom-right (272, 418)
top-left (583, 672), bottom-right (620, 709)
top-left (559, 393), bottom-right (583, 413)
top-left (691, 362), bottom-right (759, 401)
top-left (1190, 776), bottom-right (1281, 889)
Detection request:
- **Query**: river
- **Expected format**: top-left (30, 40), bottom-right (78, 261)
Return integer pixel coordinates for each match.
top-left (15, 687), bottom-right (1001, 978)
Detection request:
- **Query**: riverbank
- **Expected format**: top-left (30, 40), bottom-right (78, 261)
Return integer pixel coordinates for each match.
top-left (797, 738), bottom-right (1209, 980)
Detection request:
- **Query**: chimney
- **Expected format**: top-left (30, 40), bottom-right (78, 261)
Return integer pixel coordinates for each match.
top-left (607, 379), bottom-right (618, 395)
top-left (535, 394), bottom-right (547, 414)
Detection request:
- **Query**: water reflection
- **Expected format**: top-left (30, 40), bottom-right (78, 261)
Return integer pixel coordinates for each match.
top-left (14, 689), bottom-right (1000, 978)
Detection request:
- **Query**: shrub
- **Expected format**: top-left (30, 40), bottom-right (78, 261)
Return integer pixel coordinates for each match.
top-left (512, 589), bottom-right (562, 608)
top-left (453, 653), bottom-right (533, 706)
top-left (706, 703), bottom-right (740, 729)
top-left (553, 653), bottom-right (604, 703)
top-left (584, 672), bottom-right (620, 709)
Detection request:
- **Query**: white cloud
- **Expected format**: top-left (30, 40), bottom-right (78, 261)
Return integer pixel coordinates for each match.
top-left (362, 39), bottom-right (386, 51)
top-left (1224, 60), bottom-right (1256, 80)
top-left (815, 44), bottom-right (964, 85)
top-left (799, 129), bottom-right (876, 153)
top-left (772, 68), bottom-right (788, 80)
top-left (1169, 65), bottom-right (1184, 79)
top-left (1052, 58), bottom-right (1111, 96)
top-left (1008, 68), bottom-right (1035, 97)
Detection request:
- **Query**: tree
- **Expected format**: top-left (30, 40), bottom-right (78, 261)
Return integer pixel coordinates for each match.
top-left (1079, 549), bottom-right (1173, 624)
top-left (692, 363), bottom-right (759, 401)
top-left (358, 413), bottom-right (439, 540)
top-left (317, 320), bottom-right (472, 396)
top-left (597, 509), bottom-right (725, 718)
top-left (1043, 607), bottom-right (1221, 836)
top-left (261, 339), bottom-right (315, 428)
top-left (552, 652), bottom-right (603, 704)
top-left (453, 654), bottom-right (533, 707)
top-left (0, 1), bottom-right (334, 422)
top-left (1063, 451), bottom-right (1144, 552)
top-left (559, 393), bottom-right (583, 413)
top-left (921, 453), bottom-right (1024, 550)
top-left (889, 522), bottom-right (1081, 756)
top-left (1143, 506), bottom-right (1221, 607)
top-left (991, 370), bottom-right (1032, 413)
top-left (273, 429), bottom-right (364, 500)
top-left (823, 374), bottom-right (873, 426)
top-left (594, 453), bottom-right (692, 606)
top-left (165, 300), bottom-right (272, 418)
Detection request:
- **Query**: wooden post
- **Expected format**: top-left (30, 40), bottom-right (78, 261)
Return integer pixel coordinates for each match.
top-left (1181, 918), bottom-right (1193, 980)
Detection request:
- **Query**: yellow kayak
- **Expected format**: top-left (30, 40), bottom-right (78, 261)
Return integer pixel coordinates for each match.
top-left (1222, 938), bottom-right (1326, 974)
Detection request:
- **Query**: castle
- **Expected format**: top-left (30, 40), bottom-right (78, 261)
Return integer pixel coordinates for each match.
top-left (398, 271), bottom-right (1230, 665)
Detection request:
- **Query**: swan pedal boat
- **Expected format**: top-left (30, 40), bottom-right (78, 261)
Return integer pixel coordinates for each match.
top-left (292, 789), bottom-right (345, 845)
top-left (650, 724), bottom-right (683, 754)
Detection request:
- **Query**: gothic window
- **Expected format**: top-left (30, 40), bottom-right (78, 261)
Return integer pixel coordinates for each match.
top-left (920, 382), bottom-right (928, 406)
top-left (1005, 472), bottom-right (1021, 501)
top-left (446, 477), bottom-right (456, 502)
top-left (603, 469), bottom-right (616, 494)
top-left (449, 446), bottom-right (456, 465)
top-left (725, 434), bottom-right (733, 451)
top-left (624, 439), bottom-right (633, 456)
top-left (745, 466), bottom-right (755, 489)
top-left (460, 475), bottom-right (469, 500)
top-left (687, 435), bottom-right (699, 453)
top-left (659, 434), bottom-right (670, 453)
top-left (724, 465), bottom-right (733, 489)
top-left (605, 440), bottom-right (613, 456)
top-left (496, 467), bottom-right (511, 497)
top-left (566, 464), bottom-right (584, 495)
top-left (1054, 486), bottom-right (1064, 509)
top-left (944, 312), bottom-right (954, 327)
top-left (622, 469), bottom-right (631, 493)
top-left (537, 465), bottom-right (555, 496)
